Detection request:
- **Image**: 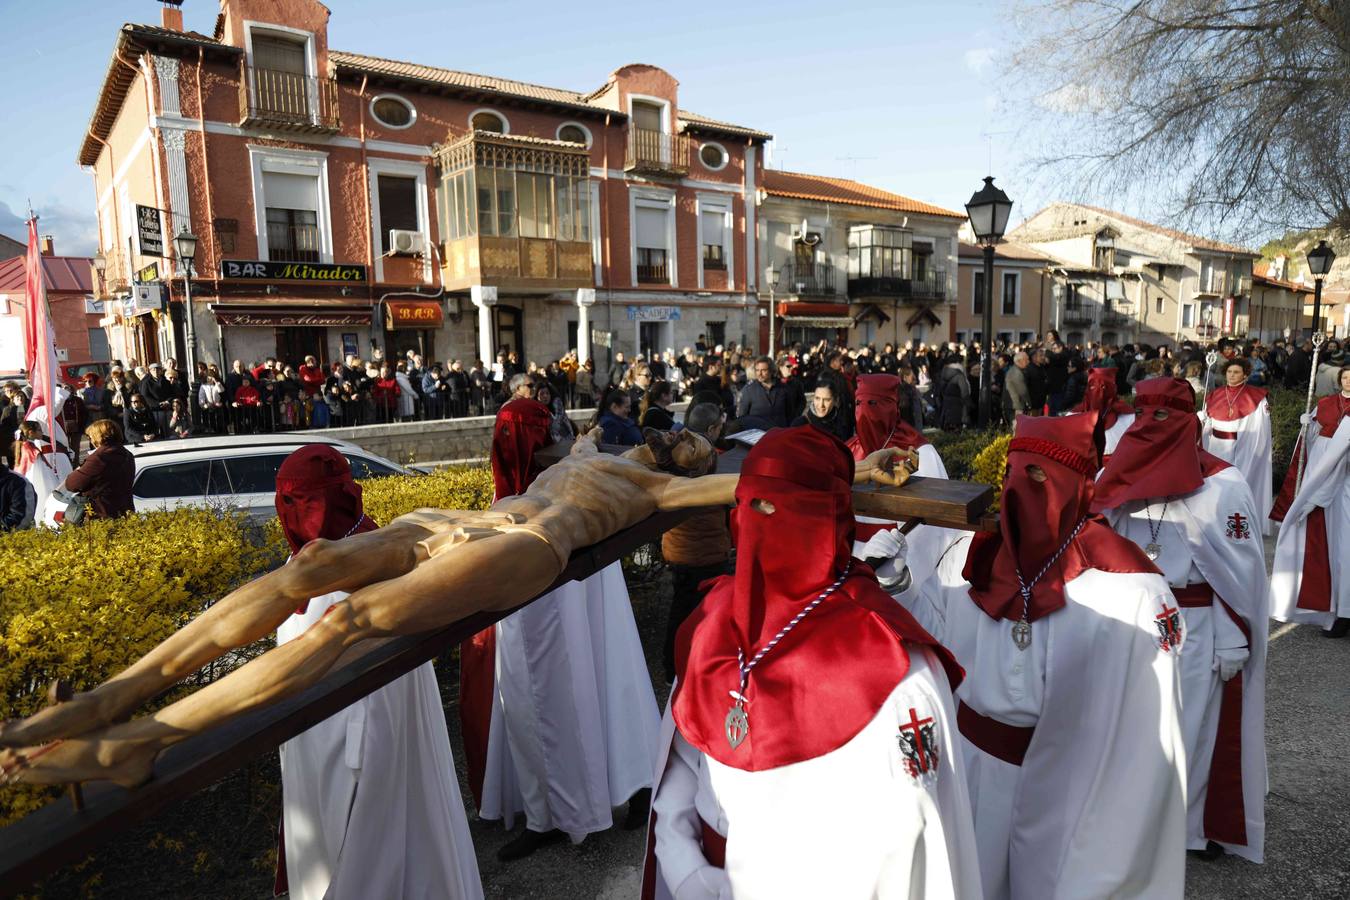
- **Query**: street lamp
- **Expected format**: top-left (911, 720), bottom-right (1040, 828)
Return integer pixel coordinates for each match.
top-left (965, 176), bottom-right (1014, 427)
top-left (174, 230), bottom-right (199, 376)
top-left (90, 252), bottom-right (107, 296)
top-left (1305, 239), bottom-right (1336, 338)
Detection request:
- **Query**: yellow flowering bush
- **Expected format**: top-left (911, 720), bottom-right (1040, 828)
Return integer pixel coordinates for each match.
top-left (0, 465), bottom-right (492, 825)
top-left (970, 433), bottom-right (1012, 512)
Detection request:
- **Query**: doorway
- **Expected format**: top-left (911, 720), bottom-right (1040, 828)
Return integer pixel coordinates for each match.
top-left (496, 305), bottom-right (524, 362)
top-left (276, 327), bottom-right (328, 368)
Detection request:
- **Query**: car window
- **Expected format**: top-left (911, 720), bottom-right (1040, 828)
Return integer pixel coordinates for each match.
top-left (343, 454), bottom-right (401, 479)
top-left (221, 454), bottom-right (293, 494)
top-left (134, 461), bottom-right (212, 499)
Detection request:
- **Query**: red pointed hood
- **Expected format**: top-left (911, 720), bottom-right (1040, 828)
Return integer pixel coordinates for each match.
top-left (673, 425), bottom-right (960, 771)
top-left (1072, 366), bottom-right (1134, 430)
top-left (1092, 377), bottom-right (1229, 512)
top-left (964, 414), bottom-right (1156, 622)
top-left (846, 373), bottom-right (927, 460)
top-left (275, 445), bottom-right (376, 555)
top-left (490, 398), bottom-right (555, 500)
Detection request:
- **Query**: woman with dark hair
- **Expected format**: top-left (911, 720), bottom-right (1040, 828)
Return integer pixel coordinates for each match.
top-left (593, 387), bottom-right (643, 445)
top-left (791, 378), bottom-right (851, 442)
top-left (534, 380), bottom-right (577, 443)
top-left (1062, 356), bottom-right (1089, 410)
top-left (638, 380), bottom-right (676, 432)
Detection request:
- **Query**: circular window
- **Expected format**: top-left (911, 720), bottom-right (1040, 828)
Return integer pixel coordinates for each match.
top-left (557, 123), bottom-right (591, 147)
top-left (699, 142), bottom-right (729, 171)
top-left (470, 110), bottom-right (508, 134)
top-left (370, 95), bottom-right (415, 129)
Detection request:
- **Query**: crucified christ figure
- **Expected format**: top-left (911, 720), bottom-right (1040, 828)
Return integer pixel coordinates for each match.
top-left (0, 429), bottom-right (915, 789)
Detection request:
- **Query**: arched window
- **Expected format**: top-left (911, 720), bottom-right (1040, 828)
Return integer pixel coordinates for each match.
top-left (557, 122), bottom-right (592, 147)
top-left (469, 109), bottom-right (508, 133)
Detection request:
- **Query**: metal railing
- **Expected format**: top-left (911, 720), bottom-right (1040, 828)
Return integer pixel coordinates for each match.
top-left (1062, 308), bottom-right (1095, 325)
top-left (624, 127), bottom-right (692, 176)
top-left (909, 268), bottom-right (947, 301)
top-left (777, 261), bottom-right (836, 295)
top-left (266, 221), bottom-right (322, 262)
top-left (636, 248), bottom-right (669, 284)
top-left (846, 267), bottom-right (947, 302)
top-left (240, 65), bottom-right (340, 131)
top-left (1101, 310), bottom-right (1134, 327)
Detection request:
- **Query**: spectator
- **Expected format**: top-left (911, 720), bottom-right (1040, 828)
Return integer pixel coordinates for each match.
top-left (80, 372), bottom-right (104, 422)
top-left (469, 359), bottom-right (493, 416)
top-left (508, 372), bottom-right (536, 402)
top-left (138, 362), bottom-right (175, 435)
top-left (124, 393), bottom-right (162, 443)
top-left (594, 386), bottom-right (642, 445)
top-left (275, 366), bottom-right (304, 429)
top-left (168, 398), bottom-right (193, 438)
top-left (575, 359), bottom-right (596, 410)
top-left (1045, 341), bottom-right (1070, 414)
top-left (1027, 348), bottom-right (1049, 412)
top-left (638, 380), bottom-right (677, 431)
top-left (232, 373), bottom-right (262, 434)
top-left (777, 357), bottom-right (806, 423)
top-left (100, 368), bottom-right (134, 431)
top-left (373, 363), bottom-right (402, 423)
top-left (394, 362), bottom-right (418, 422)
top-left (535, 381), bottom-right (576, 443)
top-left (422, 363), bottom-right (448, 419)
top-left (199, 371), bottom-right (226, 434)
top-left (628, 362), bottom-right (654, 411)
top-left (606, 350), bottom-right (628, 389)
top-left (1003, 351), bottom-right (1033, 418)
top-left (65, 419), bottom-right (135, 520)
top-left (1062, 357), bottom-right (1089, 410)
top-left (936, 354), bottom-right (970, 431)
top-left (0, 460), bottom-right (36, 531)
top-left (897, 366), bottom-right (925, 430)
top-left (446, 360), bottom-right (470, 417)
top-left (735, 356), bottom-right (790, 429)
top-left (792, 379), bottom-right (852, 442)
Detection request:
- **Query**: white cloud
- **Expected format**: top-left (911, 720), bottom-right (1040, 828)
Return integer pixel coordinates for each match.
top-left (964, 47), bottom-right (996, 76)
top-left (0, 198), bottom-right (98, 256)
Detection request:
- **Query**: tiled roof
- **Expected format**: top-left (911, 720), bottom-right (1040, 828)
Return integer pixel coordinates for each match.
top-left (1017, 202), bottom-right (1256, 256)
top-left (677, 110), bottom-right (772, 140)
top-left (957, 240), bottom-right (1052, 262)
top-left (330, 50), bottom-right (600, 112)
top-left (0, 255), bottom-right (94, 294)
top-left (762, 170), bottom-right (965, 219)
top-left (1252, 261), bottom-right (1313, 293)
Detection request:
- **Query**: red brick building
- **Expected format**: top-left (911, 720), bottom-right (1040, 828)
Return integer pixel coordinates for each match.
top-left (0, 236), bottom-right (104, 379)
top-left (81, 0), bottom-right (770, 373)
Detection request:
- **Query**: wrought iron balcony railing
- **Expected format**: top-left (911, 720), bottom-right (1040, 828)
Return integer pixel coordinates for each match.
top-left (240, 65), bottom-right (340, 133)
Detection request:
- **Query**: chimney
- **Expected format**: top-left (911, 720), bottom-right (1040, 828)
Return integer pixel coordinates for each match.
top-left (161, 1), bottom-right (184, 32)
top-left (40, 235), bottom-right (54, 257)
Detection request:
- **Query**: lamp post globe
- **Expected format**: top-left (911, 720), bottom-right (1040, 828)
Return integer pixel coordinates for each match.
top-left (965, 176), bottom-right (1014, 427)
top-left (1306, 239), bottom-right (1336, 338)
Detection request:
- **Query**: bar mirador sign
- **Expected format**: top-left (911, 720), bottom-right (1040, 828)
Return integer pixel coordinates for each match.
top-left (219, 260), bottom-right (369, 283)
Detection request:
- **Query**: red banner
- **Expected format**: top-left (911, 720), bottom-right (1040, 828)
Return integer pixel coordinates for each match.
top-left (385, 300), bottom-right (444, 329)
top-left (1222, 295), bottom-right (1235, 334)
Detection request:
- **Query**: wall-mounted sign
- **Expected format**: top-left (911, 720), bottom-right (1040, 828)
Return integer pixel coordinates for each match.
top-left (1222, 295), bottom-right (1235, 333)
top-left (126, 283), bottom-right (163, 316)
top-left (213, 309), bottom-right (372, 327)
top-left (626, 305), bottom-right (681, 322)
top-left (385, 300), bottom-right (444, 329)
top-left (219, 260), bottom-right (369, 284)
top-left (84, 297), bottom-right (106, 315)
top-left (136, 262), bottom-right (160, 283)
top-left (136, 205), bottom-right (164, 256)
top-left (591, 329), bottom-right (613, 348)
top-left (341, 333), bottom-right (360, 358)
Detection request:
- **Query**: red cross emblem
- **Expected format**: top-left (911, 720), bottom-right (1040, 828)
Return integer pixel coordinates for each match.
top-left (897, 707), bottom-right (939, 778)
top-left (1155, 602), bottom-right (1183, 653)
top-left (1225, 512), bottom-right (1252, 540)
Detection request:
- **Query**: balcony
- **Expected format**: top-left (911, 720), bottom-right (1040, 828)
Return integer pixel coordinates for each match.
top-left (624, 128), bottom-right (692, 177)
top-left (239, 64), bottom-right (340, 133)
top-left (1101, 310), bottom-right (1134, 327)
top-left (266, 222), bottom-right (322, 263)
top-left (847, 268), bottom-right (947, 303)
top-left (637, 249), bottom-right (670, 284)
top-left (777, 261), bottom-right (836, 296)
top-left (1062, 308), bottom-right (1095, 326)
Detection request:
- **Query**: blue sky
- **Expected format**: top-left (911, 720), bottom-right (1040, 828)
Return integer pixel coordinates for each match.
top-left (1, 0), bottom-right (1031, 255)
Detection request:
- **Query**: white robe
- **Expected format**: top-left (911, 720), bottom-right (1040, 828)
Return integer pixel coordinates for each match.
top-left (854, 443), bottom-right (960, 595)
top-left (17, 439), bottom-right (71, 529)
top-left (648, 649), bottom-right (983, 900)
top-left (1202, 397), bottom-right (1273, 535)
top-left (477, 561), bottom-right (660, 839)
top-left (1103, 411), bottom-right (1136, 460)
top-left (908, 539), bottom-right (1187, 900)
top-left (1103, 466), bottom-right (1268, 862)
top-left (276, 590), bottom-right (483, 900)
top-left (1271, 417), bottom-right (1350, 626)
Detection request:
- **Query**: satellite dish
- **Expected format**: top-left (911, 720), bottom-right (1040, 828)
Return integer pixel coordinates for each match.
top-left (801, 217), bottom-right (810, 238)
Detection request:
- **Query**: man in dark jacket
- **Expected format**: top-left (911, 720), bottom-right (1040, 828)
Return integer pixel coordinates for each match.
top-left (735, 357), bottom-right (790, 429)
top-left (1283, 340), bottom-right (1312, 390)
top-left (1044, 341), bottom-right (1070, 414)
top-left (1026, 347), bottom-right (1049, 412)
top-left (0, 462), bottom-right (36, 531)
top-left (138, 362), bottom-right (175, 435)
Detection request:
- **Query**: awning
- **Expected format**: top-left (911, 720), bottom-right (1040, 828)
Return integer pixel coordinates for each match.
top-left (776, 301), bottom-right (849, 318)
top-left (853, 303), bottom-right (892, 326)
top-left (905, 306), bottom-right (942, 329)
top-left (780, 316), bottom-right (854, 328)
top-left (212, 306), bottom-right (372, 327)
top-left (385, 299), bottom-right (444, 329)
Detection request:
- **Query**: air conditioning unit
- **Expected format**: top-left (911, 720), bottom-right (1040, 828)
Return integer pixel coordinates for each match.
top-left (389, 229), bottom-right (426, 256)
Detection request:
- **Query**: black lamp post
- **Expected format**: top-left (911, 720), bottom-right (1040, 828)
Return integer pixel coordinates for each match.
top-left (173, 230), bottom-right (199, 375)
top-left (1306, 239), bottom-right (1336, 338)
top-left (965, 176), bottom-right (1014, 427)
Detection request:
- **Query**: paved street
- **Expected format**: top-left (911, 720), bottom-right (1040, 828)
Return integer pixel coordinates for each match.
top-left (453, 534), bottom-right (1350, 899)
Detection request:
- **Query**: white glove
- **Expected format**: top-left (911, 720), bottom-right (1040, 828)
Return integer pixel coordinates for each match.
top-left (1300, 412), bottom-right (1314, 426)
top-left (860, 527), bottom-right (908, 567)
top-left (1213, 646), bottom-right (1249, 682)
top-left (674, 865), bottom-right (733, 900)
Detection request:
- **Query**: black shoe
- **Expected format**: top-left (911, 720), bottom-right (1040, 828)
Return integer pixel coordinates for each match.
top-left (1187, 841), bottom-right (1224, 861)
top-left (496, 828), bottom-right (565, 862)
top-left (1322, 618), bottom-right (1350, 638)
top-left (623, 788), bottom-right (652, 830)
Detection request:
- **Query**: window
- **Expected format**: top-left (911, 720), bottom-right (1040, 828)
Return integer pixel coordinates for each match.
top-left (263, 170), bottom-right (321, 262)
top-left (474, 168), bottom-right (517, 237)
top-left (557, 123), bottom-right (591, 147)
top-left (470, 110), bottom-right (507, 133)
top-left (997, 331), bottom-right (1013, 344)
top-left (955, 331), bottom-right (968, 344)
top-left (635, 204), bottom-right (670, 284)
top-left (973, 270), bottom-right (985, 315)
top-left (705, 321), bottom-right (726, 349)
top-left (1197, 258), bottom-right (1214, 293)
top-left (849, 225), bottom-right (912, 281)
top-left (1001, 272), bottom-right (1018, 315)
top-left (250, 34), bottom-right (310, 120)
top-left (222, 454), bottom-right (292, 494)
top-left (517, 172), bottom-right (554, 239)
top-left (343, 454), bottom-right (401, 479)
top-left (1182, 303), bottom-right (1195, 328)
top-left (87, 327), bottom-right (110, 361)
top-left (1018, 330), bottom-right (1035, 344)
top-left (1155, 296), bottom-right (1164, 314)
top-left (1065, 283), bottom-right (1083, 311)
top-left (134, 461), bottom-right (229, 498)
top-left (632, 100), bottom-right (664, 132)
top-left (371, 95), bottom-right (415, 129)
top-left (701, 208), bottom-right (727, 271)
top-left (699, 143), bottom-right (728, 171)
top-left (377, 175), bottom-right (419, 253)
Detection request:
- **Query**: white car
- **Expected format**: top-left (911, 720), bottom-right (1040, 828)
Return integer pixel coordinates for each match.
top-left (126, 434), bottom-right (414, 519)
